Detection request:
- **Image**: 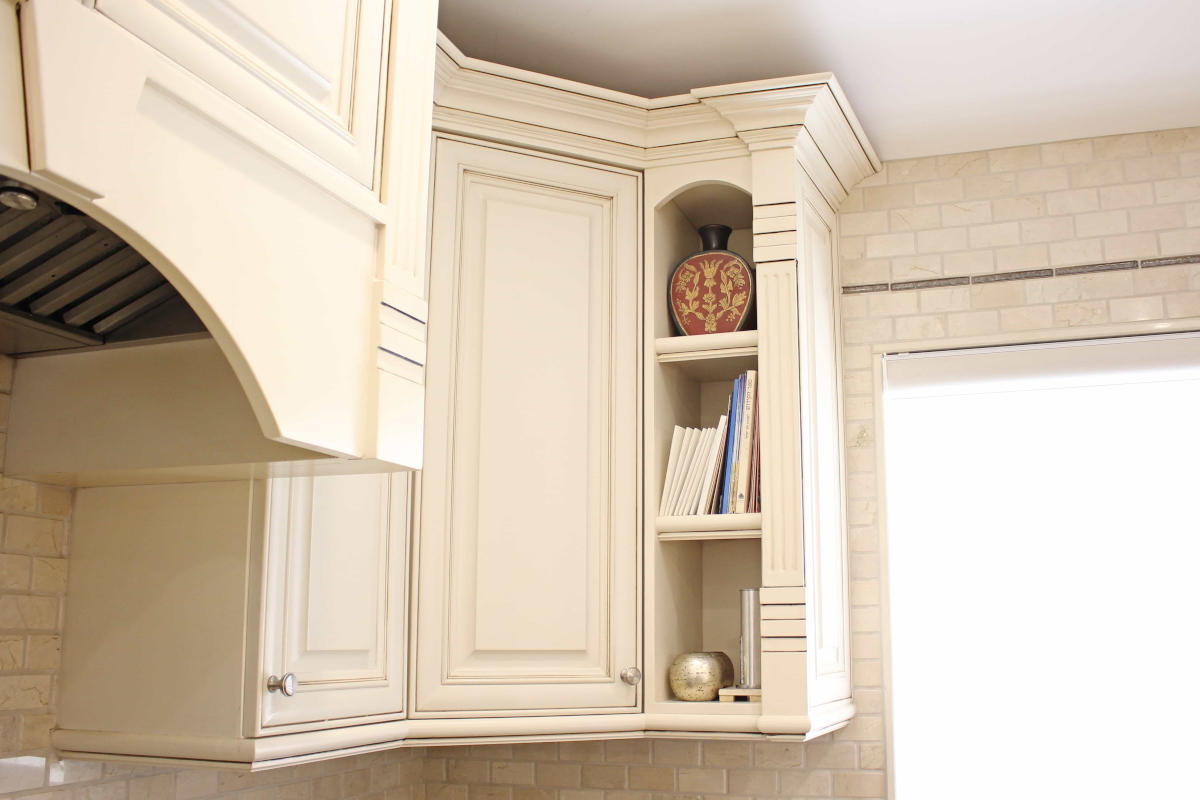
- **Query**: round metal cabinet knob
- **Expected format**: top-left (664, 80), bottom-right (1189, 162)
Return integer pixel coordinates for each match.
top-left (266, 673), bottom-right (297, 696)
top-left (620, 667), bottom-right (642, 686)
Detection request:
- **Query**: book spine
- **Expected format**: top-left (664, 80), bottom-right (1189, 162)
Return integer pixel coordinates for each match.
top-left (659, 425), bottom-right (685, 514)
top-left (700, 414), bottom-right (728, 515)
top-left (711, 393), bottom-right (734, 514)
top-left (734, 370), bottom-right (757, 513)
top-left (722, 374), bottom-right (743, 513)
top-left (676, 428), bottom-right (710, 516)
top-left (748, 401), bottom-right (761, 512)
top-left (666, 428), bottom-right (697, 515)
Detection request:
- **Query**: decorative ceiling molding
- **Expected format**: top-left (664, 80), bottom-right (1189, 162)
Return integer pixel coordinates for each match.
top-left (432, 32), bottom-right (880, 204)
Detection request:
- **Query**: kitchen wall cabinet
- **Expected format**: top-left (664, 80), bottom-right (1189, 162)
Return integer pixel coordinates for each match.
top-left (0, 0), bottom-right (438, 471)
top-left (44, 28), bottom-right (880, 766)
top-left (53, 473), bottom-right (412, 768)
top-left (421, 41), bottom-right (878, 742)
top-left (412, 138), bottom-right (641, 716)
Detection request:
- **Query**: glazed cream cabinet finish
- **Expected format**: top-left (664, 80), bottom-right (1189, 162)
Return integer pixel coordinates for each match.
top-left (260, 474), bottom-right (409, 728)
top-left (37, 27), bottom-right (880, 759)
top-left (414, 138), bottom-right (641, 716)
top-left (54, 473), bottom-right (412, 768)
top-left (7, 0), bottom-right (438, 469)
top-left (94, 0), bottom-right (389, 187)
top-left (429, 46), bottom-right (876, 739)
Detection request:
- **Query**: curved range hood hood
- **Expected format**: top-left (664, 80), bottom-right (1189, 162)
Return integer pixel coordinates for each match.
top-left (0, 0), bottom-right (433, 475)
top-left (0, 180), bottom-right (203, 355)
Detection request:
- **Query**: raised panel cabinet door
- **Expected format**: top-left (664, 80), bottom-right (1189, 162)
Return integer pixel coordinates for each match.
top-left (415, 138), bottom-right (640, 715)
top-left (94, 0), bottom-right (390, 186)
top-left (259, 473), bottom-right (409, 730)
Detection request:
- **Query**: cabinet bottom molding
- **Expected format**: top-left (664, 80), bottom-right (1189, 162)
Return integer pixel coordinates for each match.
top-left (52, 703), bottom-right (856, 770)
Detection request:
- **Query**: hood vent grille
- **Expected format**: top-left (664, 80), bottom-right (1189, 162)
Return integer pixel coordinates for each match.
top-left (0, 185), bottom-right (196, 355)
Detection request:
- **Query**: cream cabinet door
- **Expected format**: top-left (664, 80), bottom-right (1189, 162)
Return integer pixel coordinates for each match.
top-left (414, 139), bottom-right (640, 715)
top-left (94, 0), bottom-right (390, 186)
top-left (259, 473), bottom-right (409, 730)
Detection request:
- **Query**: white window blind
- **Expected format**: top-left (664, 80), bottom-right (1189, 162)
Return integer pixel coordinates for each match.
top-left (882, 332), bottom-right (1200, 800)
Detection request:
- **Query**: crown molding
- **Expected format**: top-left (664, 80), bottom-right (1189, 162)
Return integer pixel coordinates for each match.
top-left (432, 106), bottom-right (749, 172)
top-left (433, 32), bottom-right (880, 202)
top-left (432, 106), bottom-right (647, 170)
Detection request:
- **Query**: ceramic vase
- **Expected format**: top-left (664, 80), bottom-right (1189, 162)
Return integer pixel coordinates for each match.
top-left (668, 224), bottom-right (755, 336)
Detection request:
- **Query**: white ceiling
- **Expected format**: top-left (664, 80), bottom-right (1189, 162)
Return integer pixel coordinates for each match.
top-left (438, 0), bottom-right (1200, 161)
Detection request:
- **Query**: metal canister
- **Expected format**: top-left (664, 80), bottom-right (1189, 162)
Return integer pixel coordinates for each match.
top-left (738, 588), bottom-right (761, 689)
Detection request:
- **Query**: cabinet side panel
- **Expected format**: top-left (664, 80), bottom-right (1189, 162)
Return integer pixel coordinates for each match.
top-left (58, 481), bottom-right (254, 739)
top-left (799, 187), bottom-right (852, 707)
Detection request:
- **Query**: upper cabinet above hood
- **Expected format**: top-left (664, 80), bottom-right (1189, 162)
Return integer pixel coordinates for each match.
top-left (0, 0), bottom-right (439, 480)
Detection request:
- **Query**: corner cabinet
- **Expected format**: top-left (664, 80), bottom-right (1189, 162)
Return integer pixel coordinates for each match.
top-left (425, 43), bottom-right (880, 742)
top-left (412, 139), bottom-right (642, 716)
top-left (53, 473), bottom-right (413, 768)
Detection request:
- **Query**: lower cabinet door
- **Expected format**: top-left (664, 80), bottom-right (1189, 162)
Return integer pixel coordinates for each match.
top-left (414, 138), bottom-right (640, 715)
top-left (259, 473), bottom-right (409, 730)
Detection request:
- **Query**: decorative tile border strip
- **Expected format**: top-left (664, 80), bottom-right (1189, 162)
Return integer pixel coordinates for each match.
top-left (971, 268), bottom-right (1054, 284)
top-left (1056, 260), bottom-right (1137, 276)
top-left (841, 253), bottom-right (1200, 294)
top-left (841, 282), bottom-right (890, 294)
top-left (890, 276), bottom-right (970, 291)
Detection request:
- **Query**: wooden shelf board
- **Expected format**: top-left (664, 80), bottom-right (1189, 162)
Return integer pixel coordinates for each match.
top-left (658, 529), bottom-right (762, 542)
top-left (657, 513), bottom-right (762, 533)
top-left (655, 330), bottom-right (758, 356)
top-left (655, 331), bottom-right (758, 381)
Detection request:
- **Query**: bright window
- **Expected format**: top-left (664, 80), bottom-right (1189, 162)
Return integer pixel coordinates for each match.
top-left (882, 333), bottom-right (1200, 800)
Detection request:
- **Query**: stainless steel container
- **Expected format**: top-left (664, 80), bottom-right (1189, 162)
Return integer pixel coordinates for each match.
top-left (738, 588), bottom-right (761, 689)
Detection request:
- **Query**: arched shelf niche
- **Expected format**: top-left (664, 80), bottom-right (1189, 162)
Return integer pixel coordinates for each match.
top-left (652, 179), bottom-right (755, 340)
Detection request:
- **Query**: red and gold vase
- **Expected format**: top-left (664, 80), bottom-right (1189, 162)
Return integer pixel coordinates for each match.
top-left (668, 224), bottom-right (755, 336)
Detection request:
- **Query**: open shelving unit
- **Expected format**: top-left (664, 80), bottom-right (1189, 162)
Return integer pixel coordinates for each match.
top-left (644, 177), bottom-right (763, 722)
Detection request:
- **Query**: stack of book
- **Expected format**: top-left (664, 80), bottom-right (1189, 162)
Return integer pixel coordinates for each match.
top-left (659, 370), bottom-right (760, 516)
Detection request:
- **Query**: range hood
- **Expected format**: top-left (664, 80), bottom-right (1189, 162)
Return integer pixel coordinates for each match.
top-left (0, 181), bottom-right (202, 355)
top-left (0, 0), bottom-right (428, 470)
